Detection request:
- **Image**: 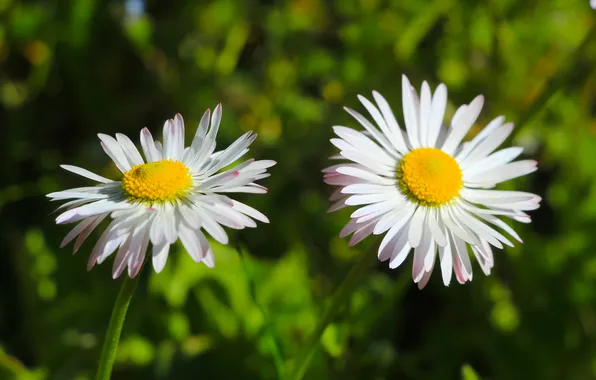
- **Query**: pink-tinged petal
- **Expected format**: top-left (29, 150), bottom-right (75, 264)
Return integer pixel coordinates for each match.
top-left (198, 231), bottom-right (215, 267)
top-left (74, 214), bottom-right (108, 254)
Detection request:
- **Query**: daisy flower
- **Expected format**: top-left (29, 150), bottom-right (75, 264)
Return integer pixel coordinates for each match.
top-left (48, 105), bottom-right (275, 278)
top-left (324, 75), bottom-right (540, 289)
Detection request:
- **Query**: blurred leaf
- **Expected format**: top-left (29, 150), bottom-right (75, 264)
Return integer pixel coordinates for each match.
top-left (461, 364), bottom-right (482, 380)
top-left (321, 323), bottom-right (347, 358)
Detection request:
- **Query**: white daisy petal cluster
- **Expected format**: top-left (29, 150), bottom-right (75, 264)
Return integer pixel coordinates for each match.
top-left (48, 105), bottom-right (275, 278)
top-left (324, 75), bottom-right (540, 289)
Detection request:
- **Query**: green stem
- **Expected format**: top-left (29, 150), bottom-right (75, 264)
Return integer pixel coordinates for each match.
top-left (95, 275), bottom-right (140, 380)
top-left (291, 243), bottom-right (378, 380)
top-left (513, 21), bottom-right (596, 136)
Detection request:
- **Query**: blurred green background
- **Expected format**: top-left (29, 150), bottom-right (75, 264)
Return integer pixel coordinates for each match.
top-left (1, 0), bottom-right (596, 379)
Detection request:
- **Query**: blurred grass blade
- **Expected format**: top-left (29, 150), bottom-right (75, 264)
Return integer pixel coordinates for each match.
top-left (514, 22), bottom-right (596, 137)
top-left (461, 364), bottom-right (482, 380)
top-left (0, 350), bottom-right (45, 380)
top-left (236, 243), bottom-right (286, 380)
top-left (290, 243), bottom-right (378, 380)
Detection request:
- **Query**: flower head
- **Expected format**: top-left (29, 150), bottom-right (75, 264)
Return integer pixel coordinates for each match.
top-left (48, 105), bottom-right (275, 278)
top-left (324, 75), bottom-right (540, 289)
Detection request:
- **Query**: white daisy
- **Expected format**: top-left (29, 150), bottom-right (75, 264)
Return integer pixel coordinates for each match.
top-left (48, 105), bottom-right (275, 278)
top-left (324, 75), bottom-right (541, 289)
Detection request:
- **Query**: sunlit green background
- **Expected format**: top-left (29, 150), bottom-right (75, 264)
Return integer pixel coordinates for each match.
top-left (1, 0), bottom-right (596, 379)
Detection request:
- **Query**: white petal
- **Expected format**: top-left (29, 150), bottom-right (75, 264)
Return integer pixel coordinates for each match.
top-left (179, 224), bottom-right (203, 262)
top-left (438, 232), bottom-right (453, 286)
top-left (460, 123), bottom-right (514, 165)
top-left (407, 206), bottom-right (426, 248)
top-left (451, 206), bottom-right (509, 248)
top-left (336, 166), bottom-right (395, 185)
top-left (231, 200), bottom-right (269, 223)
top-left (343, 107), bottom-right (397, 158)
top-left (116, 133), bottom-right (144, 166)
top-left (175, 203), bottom-right (199, 230)
top-left (371, 91), bottom-right (408, 153)
top-left (441, 95), bottom-right (484, 155)
top-left (333, 126), bottom-right (396, 165)
top-left (427, 83), bottom-right (447, 148)
top-left (56, 200), bottom-right (131, 225)
top-left (378, 204), bottom-right (416, 251)
top-left (373, 208), bottom-right (408, 235)
top-left (412, 226), bottom-right (432, 282)
top-left (346, 192), bottom-right (394, 206)
top-left (127, 224), bottom-right (150, 278)
top-left (351, 198), bottom-right (396, 218)
top-left (388, 229), bottom-right (412, 269)
top-left (401, 75), bottom-right (420, 148)
top-left (357, 94), bottom-right (405, 154)
top-left (465, 160), bottom-right (537, 185)
top-left (152, 240), bottom-right (170, 273)
top-left (199, 211), bottom-right (229, 244)
top-left (48, 190), bottom-right (110, 201)
top-left (418, 81), bottom-right (432, 146)
top-left (98, 134), bottom-right (132, 173)
top-left (162, 203), bottom-right (178, 244)
top-left (427, 208), bottom-right (447, 247)
top-left (60, 165), bottom-right (113, 183)
top-left (149, 213), bottom-right (165, 245)
top-left (340, 149), bottom-right (394, 177)
top-left (140, 128), bottom-right (161, 162)
top-left (456, 116), bottom-right (505, 162)
top-left (462, 147), bottom-right (523, 176)
top-left (439, 207), bottom-right (481, 246)
top-left (477, 213), bottom-right (523, 243)
top-left (163, 117), bottom-right (184, 161)
top-left (342, 183), bottom-right (395, 195)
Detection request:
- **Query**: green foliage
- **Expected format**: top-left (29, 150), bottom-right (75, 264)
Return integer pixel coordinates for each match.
top-left (0, 0), bottom-right (595, 379)
top-left (461, 364), bottom-right (481, 380)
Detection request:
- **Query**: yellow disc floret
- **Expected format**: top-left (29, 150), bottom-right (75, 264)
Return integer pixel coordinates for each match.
top-left (122, 160), bottom-right (192, 204)
top-left (398, 148), bottom-right (463, 206)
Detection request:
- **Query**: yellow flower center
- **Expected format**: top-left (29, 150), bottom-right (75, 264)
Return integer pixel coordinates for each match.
top-left (121, 160), bottom-right (192, 204)
top-left (398, 148), bottom-right (463, 206)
